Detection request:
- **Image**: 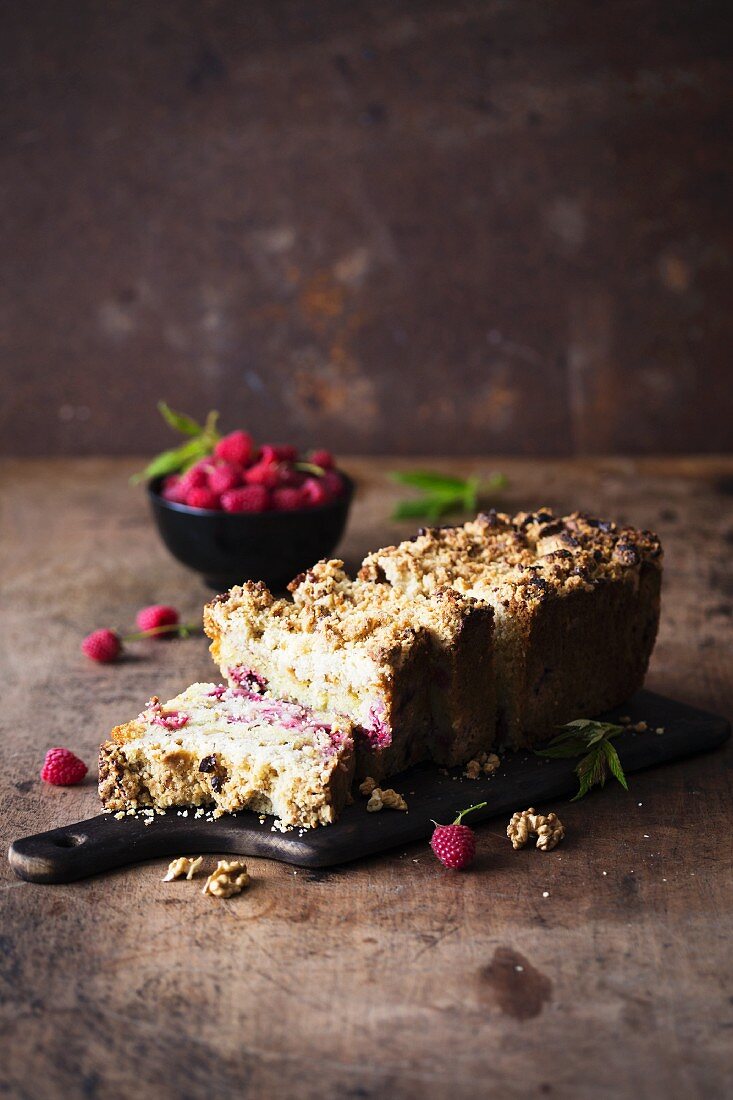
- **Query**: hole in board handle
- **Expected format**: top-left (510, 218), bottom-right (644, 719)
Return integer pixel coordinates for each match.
top-left (53, 834), bottom-right (86, 848)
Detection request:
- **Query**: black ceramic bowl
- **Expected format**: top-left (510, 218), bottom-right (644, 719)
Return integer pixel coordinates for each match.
top-left (148, 473), bottom-right (354, 591)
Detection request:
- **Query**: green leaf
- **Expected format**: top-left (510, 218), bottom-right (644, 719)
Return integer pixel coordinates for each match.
top-left (539, 717), bottom-right (630, 800)
top-left (571, 745), bottom-right (608, 801)
top-left (601, 739), bottom-right (628, 790)
top-left (295, 462), bottom-right (326, 477)
top-left (201, 409), bottom-right (220, 440)
top-left (130, 437), bottom-right (211, 485)
top-left (157, 401), bottom-right (202, 437)
top-left (391, 494), bottom-right (466, 522)
top-left (536, 737), bottom-right (591, 759)
top-left (389, 470), bottom-right (472, 493)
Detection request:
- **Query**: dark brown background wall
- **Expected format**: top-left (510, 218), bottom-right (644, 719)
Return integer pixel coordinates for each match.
top-left (2, 0), bottom-right (731, 457)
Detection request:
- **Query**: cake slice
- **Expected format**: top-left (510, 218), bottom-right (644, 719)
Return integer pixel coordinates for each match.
top-left (203, 560), bottom-right (495, 780)
top-left (359, 509), bottom-right (662, 748)
top-left (98, 682), bottom-right (355, 827)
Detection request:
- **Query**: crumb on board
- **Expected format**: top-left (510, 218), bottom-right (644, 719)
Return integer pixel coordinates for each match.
top-left (463, 752), bottom-right (501, 779)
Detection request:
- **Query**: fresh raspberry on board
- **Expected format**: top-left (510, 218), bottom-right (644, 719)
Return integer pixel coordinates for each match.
top-left (310, 449), bottom-right (334, 469)
top-left (82, 628), bottom-right (122, 663)
top-left (302, 477), bottom-right (331, 507)
top-left (214, 430), bottom-right (254, 467)
top-left (221, 485), bottom-right (270, 513)
top-left (272, 487), bottom-right (306, 511)
top-left (136, 604), bottom-right (180, 638)
top-left (208, 463), bottom-right (242, 495)
top-left (430, 803), bottom-right (487, 869)
top-left (41, 748), bottom-right (88, 786)
top-left (185, 487), bottom-right (221, 510)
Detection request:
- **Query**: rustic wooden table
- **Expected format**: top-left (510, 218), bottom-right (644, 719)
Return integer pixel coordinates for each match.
top-left (1, 457), bottom-right (731, 1100)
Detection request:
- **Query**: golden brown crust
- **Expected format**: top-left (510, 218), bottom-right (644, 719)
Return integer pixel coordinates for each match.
top-left (360, 508), bottom-right (662, 609)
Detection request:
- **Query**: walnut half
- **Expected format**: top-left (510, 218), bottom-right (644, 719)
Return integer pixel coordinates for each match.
top-left (507, 808), bottom-right (565, 852)
top-left (202, 860), bottom-right (251, 898)
top-left (162, 856), bottom-right (204, 881)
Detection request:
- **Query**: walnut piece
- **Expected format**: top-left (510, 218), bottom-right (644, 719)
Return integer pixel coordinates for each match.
top-left (366, 787), bottom-right (408, 813)
top-left (162, 856), bottom-right (204, 881)
top-left (359, 776), bottom-right (378, 796)
top-left (202, 859), bottom-right (251, 898)
top-left (463, 752), bottom-right (501, 779)
top-left (507, 808), bottom-right (565, 852)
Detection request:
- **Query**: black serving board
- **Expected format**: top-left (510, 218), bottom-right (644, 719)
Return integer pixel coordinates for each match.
top-left (8, 690), bottom-right (730, 884)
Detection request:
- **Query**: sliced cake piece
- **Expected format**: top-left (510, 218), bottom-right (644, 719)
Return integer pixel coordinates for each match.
top-left (203, 560), bottom-right (495, 780)
top-left (360, 509), bottom-right (662, 748)
top-left (98, 682), bottom-right (354, 827)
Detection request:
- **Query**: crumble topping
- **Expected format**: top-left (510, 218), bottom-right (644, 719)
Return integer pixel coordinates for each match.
top-left (366, 787), bottom-right (408, 812)
top-left (507, 808), bottom-right (565, 851)
top-left (163, 856), bottom-right (203, 881)
top-left (359, 776), bottom-right (378, 796)
top-left (204, 559), bottom-right (484, 653)
top-left (360, 509), bottom-right (662, 611)
top-left (202, 859), bottom-right (250, 898)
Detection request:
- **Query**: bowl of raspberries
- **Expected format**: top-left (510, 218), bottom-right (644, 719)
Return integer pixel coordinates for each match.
top-left (141, 409), bottom-right (353, 590)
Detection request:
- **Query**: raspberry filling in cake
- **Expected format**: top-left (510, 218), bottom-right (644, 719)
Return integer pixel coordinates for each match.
top-left (98, 682), bottom-right (355, 827)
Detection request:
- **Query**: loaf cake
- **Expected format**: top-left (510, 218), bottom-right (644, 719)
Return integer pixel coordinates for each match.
top-left (98, 682), bottom-right (355, 827)
top-left (359, 509), bottom-right (662, 747)
top-left (204, 559), bottom-right (495, 780)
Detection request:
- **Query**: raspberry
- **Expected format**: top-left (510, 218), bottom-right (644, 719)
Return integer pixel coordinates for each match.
top-left (261, 444), bottom-right (298, 465)
top-left (161, 474), bottom-right (187, 503)
top-left (82, 628), bottom-right (121, 663)
top-left (152, 711), bottom-right (189, 730)
top-left (185, 487), bottom-right (221, 510)
top-left (273, 464), bottom-right (305, 488)
top-left (302, 477), bottom-right (331, 506)
top-left (244, 460), bottom-right (281, 488)
top-left (208, 463), bottom-right (242, 495)
top-left (136, 604), bottom-right (180, 638)
top-left (220, 485), bottom-right (269, 513)
top-left (322, 470), bottom-right (344, 497)
top-left (429, 803), bottom-right (487, 869)
top-left (178, 463), bottom-right (210, 495)
top-left (214, 430), bottom-right (254, 467)
top-left (272, 487), bottom-right (306, 511)
top-left (41, 747), bottom-right (88, 786)
top-left (310, 449), bottom-right (334, 469)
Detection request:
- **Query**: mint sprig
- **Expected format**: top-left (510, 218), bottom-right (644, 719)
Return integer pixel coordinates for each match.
top-left (389, 470), bottom-right (507, 522)
top-left (131, 404), bottom-right (221, 484)
top-left (536, 719), bottom-right (629, 801)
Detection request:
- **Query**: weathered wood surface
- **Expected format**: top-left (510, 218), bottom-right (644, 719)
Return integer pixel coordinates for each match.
top-left (1, 456), bottom-right (732, 1099)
